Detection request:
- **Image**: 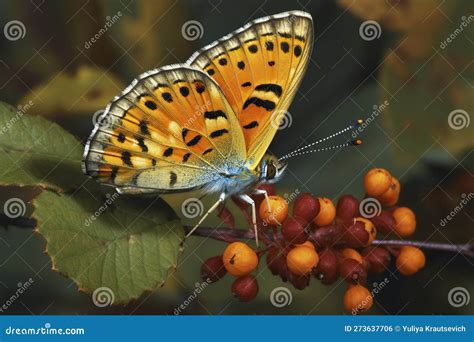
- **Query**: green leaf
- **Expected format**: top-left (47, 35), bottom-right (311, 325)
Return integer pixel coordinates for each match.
top-left (0, 101), bottom-right (84, 191)
top-left (0, 101), bottom-right (184, 303)
top-left (34, 187), bottom-right (183, 303)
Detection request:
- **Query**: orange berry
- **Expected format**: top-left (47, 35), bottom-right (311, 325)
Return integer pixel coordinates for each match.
top-left (396, 246), bottom-right (425, 276)
top-left (286, 246), bottom-right (319, 276)
top-left (295, 240), bottom-right (315, 250)
top-left (313, 197), bottom-right (336, 226)
top-left (344, 284), bottom-right (373, 314)
top-left (392, 207), bottom-right (416, 237)
top-left (259, 195), bottom-right (288, 225)
top-left (364, 168), bottom-right (392, 197)
top-left (222, 242), bottom-right (258, 277)
top-left (379, 177), bottom-right (400, 206)
top-left (341, 248), bottom-right (363, 264)
top-left (355, 217), bottom-right (377, 245)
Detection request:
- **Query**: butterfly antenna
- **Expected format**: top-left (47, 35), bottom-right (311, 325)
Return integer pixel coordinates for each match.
top-left (279, 139), bottom-right (363, 161)
top-left (278, 119), bottom-right (363, 161)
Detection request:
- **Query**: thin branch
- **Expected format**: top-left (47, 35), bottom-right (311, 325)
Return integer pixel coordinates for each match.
top-left (184, 225), bottom-right (474, 259)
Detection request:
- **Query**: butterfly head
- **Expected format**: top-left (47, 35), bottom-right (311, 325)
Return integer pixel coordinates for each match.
top-left (259, 153), bottom-right (288, 184)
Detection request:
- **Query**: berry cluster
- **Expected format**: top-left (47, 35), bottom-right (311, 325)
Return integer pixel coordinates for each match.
top-left (200, 168), bottom-right (425, 313)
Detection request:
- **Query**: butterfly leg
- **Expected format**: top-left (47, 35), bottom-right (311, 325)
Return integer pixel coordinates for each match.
top-left (252, 188), bottom-right (281, 225)
top-left (238, 194), bottom-right (259, 247)
top-left (253, 188), bottom-right (271, 213)
top-left (185, 192), bottom-right (226, 238)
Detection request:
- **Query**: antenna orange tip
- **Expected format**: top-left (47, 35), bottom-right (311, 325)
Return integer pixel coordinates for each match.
top-left (356, 119), bottom-right (363, 125)
top-left (355, 139), bottom-right (363, 145)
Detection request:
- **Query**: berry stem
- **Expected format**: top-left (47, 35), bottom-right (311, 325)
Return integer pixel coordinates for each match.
top-left (183, 226), bottom-right (474, 259)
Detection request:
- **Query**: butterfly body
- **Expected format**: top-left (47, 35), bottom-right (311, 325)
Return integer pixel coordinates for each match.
top-left (83, 11), bottom-right (313, 242)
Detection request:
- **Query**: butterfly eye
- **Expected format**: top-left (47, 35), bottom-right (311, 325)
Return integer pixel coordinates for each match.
top-left (266, 163), bottom-right (277, 180)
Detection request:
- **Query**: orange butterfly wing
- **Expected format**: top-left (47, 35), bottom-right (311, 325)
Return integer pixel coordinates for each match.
top-left (82, 65), bottom-right (246, 194)
top-left (188, 11), bottom-right (313, 168)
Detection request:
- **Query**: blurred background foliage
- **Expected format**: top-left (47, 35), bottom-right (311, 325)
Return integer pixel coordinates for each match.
top-left (0, 0), bottom-right (472, 314)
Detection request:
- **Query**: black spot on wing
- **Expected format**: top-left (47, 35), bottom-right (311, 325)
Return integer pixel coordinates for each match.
top-left (268, 61), bottom-right (275, 67)
top-left (237, 61), bottom-right (245, 70)
top-left (182, 153), bottom-right (191, 162)
top-left (248, 44), bottom-right (258, 53)
top-left (294, 45), bottom-right (302, 57)
top-left (243, 121), bottom-right (259, 129)
top-left (181, 128), bottom-right (189, 140)
top-left (111, 166), bottom-right (118, 181)
top-left (145, 100), bottom-right (157, 110)
top-left (207, 69), bottom-right (215, 76)
top-left (218, 58), bottom-right (227, 66)
top-left (180, 86), bottom-right (189, 97)
top-left (195, 83), bottom-right (206, 93)
top-left (202, 148), bottom-right (213, 155)
top-left (163, 147), bottom-right (173, 157)
top-left (280, 42), bottom-right (290, 53)
top-left (117, 133), bottom-right (126, 143)
top-left (162, 92), bottom-right (173, 102)
top-left (210, 129), bottom-right (229, 138)
top-left (169, 172), bottom-right (177, 186)
top-left (241, 82), bottom-right (252, 87)
top-left (121, 151), bottom-right (133, 166)
top-left (136, 136), bottom-right (148, 152)
top-left (243, 97), bottom-right (276, 111)
top-left (186, 135), bottom-right (202, 146)
top-left (204, 110), bottom-right (227, 120)
top-left (255, 84), bottom-right (283, 97)
top-left (278, 32), bottom-right (292, 39)
top-left (139, 120), bottom-right (150, 135)
top-left (265, 41), bottom-right (274, 51)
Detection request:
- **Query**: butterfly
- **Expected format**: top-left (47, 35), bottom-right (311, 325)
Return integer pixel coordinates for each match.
top-left (82, 11), bottom-right (329, 244)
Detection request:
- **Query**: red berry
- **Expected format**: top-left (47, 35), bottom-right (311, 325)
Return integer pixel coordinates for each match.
top-left (370, 211), bottom-right (395, 234)
top-left (310, 223), bottom-right (345, 248)
top-left (336, 195), bottom-right (360, 221)
top-left (289, 273), bottom-right (311, 290)
top-left (313, 248), bottom-right (339, 285)
top-left (266, 247), bottom-right (286, 276)
top-left (201, 256), bottom-right (227, 283)
top-left (231, 275), bottom-right (259, 302)
top-left (339, 258), bottom-right (367, 284)
top-left (282, 216), bottom-right (308, 244)
top-left (362, 246), bottom-right (391, 274)
top-left (342, 221), bottom-right (370, 248)
top-left (293, 193), bottom-right (320, 224)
